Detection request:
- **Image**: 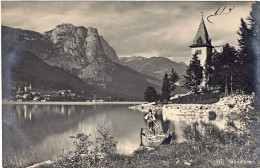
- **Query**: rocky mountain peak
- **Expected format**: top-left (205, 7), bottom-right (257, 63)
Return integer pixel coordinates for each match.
top-left (42, 24), bottom-right (118, 86)
top-left (99, 36), bottom-right (120, 64)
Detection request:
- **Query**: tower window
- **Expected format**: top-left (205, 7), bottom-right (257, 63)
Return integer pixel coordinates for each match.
top-left (197, 37), bottom-right (203, 44)
top-left (197, 49), bottom-right (202, 55)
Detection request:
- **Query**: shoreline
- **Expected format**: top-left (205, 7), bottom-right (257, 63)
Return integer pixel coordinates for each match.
top-left (2, 101), bottom-right (145, 105)
top-left (4, 94), bottom-right (257, 168)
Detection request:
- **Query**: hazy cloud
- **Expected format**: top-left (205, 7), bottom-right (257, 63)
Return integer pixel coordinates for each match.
top-left (2, 1), bottom-right (253, 63)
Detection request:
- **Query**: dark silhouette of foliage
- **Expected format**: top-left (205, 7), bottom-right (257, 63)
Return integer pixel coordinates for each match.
top-left (204, 50), bottom-right (214, 91)
top-left (211, 44), bottom-right (239, 93)
top-left (184, 52), bottom-right (203, 93)
top-left (144, 86), bottom-right (158, 102)
top-left (169, 68), bottom-right (179, 95)
top-left (161, 73), bottom-right (171, 104)
top-left (237, 2), bottom-right (260, 94)
top-left (237, 19), bottom-right (255, 94)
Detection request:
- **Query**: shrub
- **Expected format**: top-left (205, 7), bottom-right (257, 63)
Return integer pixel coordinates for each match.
top-left (95, 126), bottom-right (117, 156)
top-left (53, 126), bottom-right (117, 168)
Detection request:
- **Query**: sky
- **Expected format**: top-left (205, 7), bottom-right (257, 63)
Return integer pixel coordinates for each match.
top-left (1, 1), bottom-right (254, 63)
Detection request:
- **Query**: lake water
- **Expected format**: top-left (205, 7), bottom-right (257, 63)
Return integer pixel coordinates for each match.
top-left (2, 104), bottom-right (236, 163)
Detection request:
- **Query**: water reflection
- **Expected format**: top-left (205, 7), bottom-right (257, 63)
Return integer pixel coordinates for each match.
top-left (3, 104), bottom-right (146, 163)
top-left (2, 104), bottom-right (247, 163)
top-left (160, 109), bottom-right (247, 143)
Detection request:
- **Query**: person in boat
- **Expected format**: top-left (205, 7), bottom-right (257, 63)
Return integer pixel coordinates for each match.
top-left (144, 109), bottom-right (156, 132)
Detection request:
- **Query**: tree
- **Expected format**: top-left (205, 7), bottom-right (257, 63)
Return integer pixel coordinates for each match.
top-left (249, 2), bottom-right (260, 96)
top-left (237, 18), bottom-right (254, 93)
top-left (169, 68), bottom-right (179, 95)
top-left (144, 86), bottom-right (158, 102)
top-left (204, 50), bottom-right (214, 91)
top-left (237, 2), bottom-right (260, 94)
top-left (212, 44), bottom-right (239, 94)
top-left (183, 52), bottom-right (203, 93)
top-left (161, 73), bottom-right (171, 104)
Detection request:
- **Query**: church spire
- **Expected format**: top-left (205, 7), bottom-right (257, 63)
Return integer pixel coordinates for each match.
top-left (190, 17), bottom-right (213, 48)
top-left (189, 16), bottom-right (214, 89)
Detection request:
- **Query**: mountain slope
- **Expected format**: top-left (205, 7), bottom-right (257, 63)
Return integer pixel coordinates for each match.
top-left (1, 46), bottom-right (104, 98)
top-left (99, 36), bottom-right (120, 64)
top-left (120, 56), bottom-right (187, 83)
top-left (2, 25), bottom-right (164, 100)
top-left (120, 56), bottom-right (188, 94)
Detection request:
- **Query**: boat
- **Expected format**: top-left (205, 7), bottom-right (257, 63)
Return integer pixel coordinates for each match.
top-left (140, 128), bottom-right (171, 147)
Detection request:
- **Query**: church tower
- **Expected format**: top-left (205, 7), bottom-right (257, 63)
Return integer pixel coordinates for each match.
top-left (189, 16), bottom-right (213, 88)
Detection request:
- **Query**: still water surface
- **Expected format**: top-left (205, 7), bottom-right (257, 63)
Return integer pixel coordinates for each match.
top-left (2, 104), bottom-right (230, 163)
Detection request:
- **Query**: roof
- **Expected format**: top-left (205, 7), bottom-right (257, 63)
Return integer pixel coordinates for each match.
top-left (190, 18), bottom-right (213, 48)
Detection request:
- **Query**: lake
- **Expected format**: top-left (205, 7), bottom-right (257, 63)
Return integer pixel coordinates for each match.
top-left (2, 104), bottom-right (234, 163)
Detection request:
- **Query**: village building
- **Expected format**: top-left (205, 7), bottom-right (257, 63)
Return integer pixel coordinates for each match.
top-left (14, 84), bottom-right (41, 101)
top-left (24, 84), bottom-right (32, 93)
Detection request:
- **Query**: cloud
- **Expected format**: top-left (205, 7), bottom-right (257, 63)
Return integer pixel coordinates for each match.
top-left (2, 1), bottom-right (253, 63)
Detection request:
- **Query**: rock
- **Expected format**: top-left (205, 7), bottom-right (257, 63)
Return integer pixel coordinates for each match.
top-left (141, 146), bottom-right (155, 151)
top-left (27, 160), bottom-right (52, 168)
top-left (95, 152), bottom-right (106, 160)
top-left (162, 161), bottom-right (170, 167)
top-left (43, 24), bottom-right (117, 85)
top-left (100, 36), bottom-right (120, 63)
top-left (184, 161), bottom-right (191, 166)
top-left (80, 154), bottom-right (88, 158)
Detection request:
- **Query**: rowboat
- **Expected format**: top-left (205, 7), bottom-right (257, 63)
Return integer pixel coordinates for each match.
top-left (140, 128), bottom-right (171, 147)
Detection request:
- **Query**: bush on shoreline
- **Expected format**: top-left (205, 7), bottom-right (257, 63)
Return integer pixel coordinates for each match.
top-left (52, 126), bottom-right (118, 168)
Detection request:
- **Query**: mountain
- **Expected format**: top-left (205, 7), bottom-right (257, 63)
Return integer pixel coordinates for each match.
top-left (120, 56), bottom-right (147, 63)
top-left (99, 36), bottom-right (120, 64)
top-left (120, 56), bottom-right (188, 94)
top-left (42, 24), bottom-right (117, 85)
top-left (2, 25), bottom-right (164, 100)
top-left (1, 46), bottom-right (103, 98)
top-left (179, 62), bottom-right (187, 66)
top-left (120, 56), bottom-right (187, 84)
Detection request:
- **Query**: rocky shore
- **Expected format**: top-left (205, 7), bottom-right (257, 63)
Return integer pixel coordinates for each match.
top-left (163, 94), bottom-right (255, 116)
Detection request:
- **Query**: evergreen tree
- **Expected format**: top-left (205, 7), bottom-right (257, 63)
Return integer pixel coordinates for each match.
top-left (237, 2), bottom-right (260, 94)
top-left (169, 68), bottom-right (179, 95)
top-left (183, 52), bottom-right (203, 93)
top-left (211, 52), bottom-right (223, 89)
top-left (144, 86), bottom-right (158, 102)
top-left (211, 44), bottom-right (238, 94)
top-left (237, 18), bottom-right (254, 93)
top-left (161, 73), bottom-right (171, 104)
top-left (249, 2), bottom-right (260, 97)
top-left (248, 2), bottom-right (260, 95)
top-left (204, 50), bottom-right (214, 91)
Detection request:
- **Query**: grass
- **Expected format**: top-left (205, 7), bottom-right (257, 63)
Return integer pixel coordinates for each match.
top-left (2, 149), bottom-right (38, 168)
top-left (105, 135), bottom-right (258, 168)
